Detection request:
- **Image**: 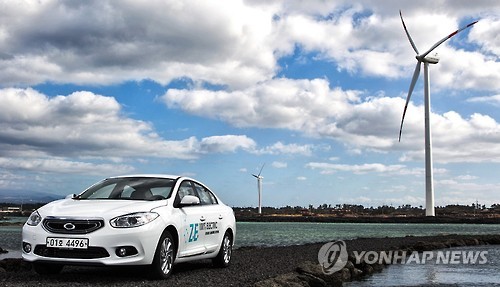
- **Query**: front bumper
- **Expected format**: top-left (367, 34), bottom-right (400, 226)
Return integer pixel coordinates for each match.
top-left (22, 219), bottom-right (165, 266)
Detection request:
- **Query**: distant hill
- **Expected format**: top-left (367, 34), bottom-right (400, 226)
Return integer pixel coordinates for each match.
top-left (0, 189), bottom-right (62, 204)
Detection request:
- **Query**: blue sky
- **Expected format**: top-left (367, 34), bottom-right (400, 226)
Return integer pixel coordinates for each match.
top-left (0, 0), bottom-right (499, 208)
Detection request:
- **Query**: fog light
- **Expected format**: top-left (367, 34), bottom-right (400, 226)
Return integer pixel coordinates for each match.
top-left (117, 247), bottom-right (127, 257)
top-left (23, 242), bottom-right (32, 253)
top-left (115, 246), bottom-right (138, 257)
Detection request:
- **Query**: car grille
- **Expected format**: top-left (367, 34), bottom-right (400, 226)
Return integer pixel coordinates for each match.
top-left (43, 217), bottom-right (105, 234)
top-left (34, 245), bottom-right (110, 259)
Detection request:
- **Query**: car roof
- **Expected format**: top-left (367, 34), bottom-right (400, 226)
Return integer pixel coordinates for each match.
top-left (108, 174), bottom-right (180, 180)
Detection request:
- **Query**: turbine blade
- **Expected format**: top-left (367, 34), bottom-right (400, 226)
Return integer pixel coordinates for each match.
top-left (399, 61), bottom-right (421, 142)
top-left (420, 20), bottom-right (478, 58)
top-left (252, 174), bottom-right (258, 178)
top-left (258, 163), bottom-right (265, 177)
top-left (400, 10), bottom-right (419, 55)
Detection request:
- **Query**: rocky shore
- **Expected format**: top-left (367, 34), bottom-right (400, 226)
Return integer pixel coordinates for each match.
top-left (1, 234), bottom-right (499, 286)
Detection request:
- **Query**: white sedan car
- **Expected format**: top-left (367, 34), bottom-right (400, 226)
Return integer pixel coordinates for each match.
top-left (22, 175), bottom-right (236, 279)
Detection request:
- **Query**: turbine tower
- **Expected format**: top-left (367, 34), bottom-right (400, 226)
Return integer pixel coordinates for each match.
top-left (252, 164), bottom-right (265, 214)
top-left (398, 10), bottom-right (478, 216)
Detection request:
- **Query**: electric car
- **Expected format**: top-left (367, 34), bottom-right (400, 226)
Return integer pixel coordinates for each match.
top-left (22, 175), bottom-right (236, 279)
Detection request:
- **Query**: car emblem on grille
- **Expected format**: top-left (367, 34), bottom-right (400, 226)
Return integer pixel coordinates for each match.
top-left (63, 223), bottom-right (76, 231)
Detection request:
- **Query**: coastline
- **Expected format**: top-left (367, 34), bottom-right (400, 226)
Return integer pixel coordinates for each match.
top-left (236, 214), bottom-right (500, 224)
top-left (1, 234), bottom-right (499, 286)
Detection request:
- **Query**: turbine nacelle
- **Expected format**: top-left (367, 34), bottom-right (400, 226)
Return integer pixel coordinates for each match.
top-left (418, 53), bottom-right (440, 64)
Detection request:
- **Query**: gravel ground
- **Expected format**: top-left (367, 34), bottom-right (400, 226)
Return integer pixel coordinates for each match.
top-left (1, 234), bottom-right (498, 286)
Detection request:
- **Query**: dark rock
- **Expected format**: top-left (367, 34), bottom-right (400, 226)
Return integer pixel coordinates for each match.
top-left (485, 236), bottom-right (500, 245)
top-left (362, 264), bottom-right (374, 275)
top-left (340, 268), bottom-right (350, 281)
top-left (464, 238), bottom-right (480, 246)
top-left (344, 261), bottom-right (354, 271)
top-left (413, 241), bottom-right (447, 251)
top-left (350, 267), bottom-right (363, 278)
top-left (371, 263), bottom-right (384, 272)
top-left (296, 261), bottom-right (343, 286)
top-left (0, 247), bottom-right (8, 254)
top-left (296, 261), bottom-right (324, 277)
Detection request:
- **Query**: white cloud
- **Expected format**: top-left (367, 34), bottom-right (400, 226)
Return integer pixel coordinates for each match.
top-left (162, 78), bottom-right (361, 131)
top-left (467, 94), bottom-right (500, 107)
top-left (257, 142), bottom-right (316, 156)
top-left (401, 111), bottom-right (500, 163)
top-left (0, 0), bottom-right (279, 88)
top-left (0, 157), bottom-right (134, 175)
top-left (272, 161), bottom-right (287, 168)
top-left (0, 88), bottom-right (200, 159)
top-left (306, 162), bottom-right (420, 176)
top-left (455, 174), bottom-right (478, 181)
top-left (0, 88), bottom-right (265, 162)
top-left (469, 16), bottom-right (500, 56)
top-left (1, 1), bottom-right (495, 92)
top-left (199, 135), bottom-right (256, 153)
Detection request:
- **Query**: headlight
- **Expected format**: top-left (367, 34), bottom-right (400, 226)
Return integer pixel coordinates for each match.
top-left (26, 210), bottom-right (42, 226)
top-left (110, 212), bottom-right (159, 228)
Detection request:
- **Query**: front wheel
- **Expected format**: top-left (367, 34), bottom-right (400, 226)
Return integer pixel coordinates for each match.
top-left (149, 231), bottom-right (176, 279)
top-left (212, 231), bottom-right (232, 267)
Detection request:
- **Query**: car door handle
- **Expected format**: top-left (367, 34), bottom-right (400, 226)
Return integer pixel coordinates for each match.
top-left (200, 216), bottom-right (206, 222)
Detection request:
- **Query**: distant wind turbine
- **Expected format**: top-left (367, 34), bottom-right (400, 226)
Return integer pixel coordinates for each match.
top-left (398, 10), bottom-right (478, 216)
top-left (252, 163), bottom-right (265, 214)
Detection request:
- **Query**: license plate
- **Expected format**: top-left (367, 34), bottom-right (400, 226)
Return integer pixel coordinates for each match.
top-left (46, 237), bottom-right (89, 249)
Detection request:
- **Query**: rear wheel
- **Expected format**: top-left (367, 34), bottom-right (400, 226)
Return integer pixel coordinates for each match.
top-left (213, 231), bottom-right (232, 267)
top-left (33, 262), bottom-right (64, 275)
top-left (150, 231), bottom-right (176, 279)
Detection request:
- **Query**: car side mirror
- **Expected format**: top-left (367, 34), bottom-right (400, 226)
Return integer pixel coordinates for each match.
top-left (66, 194), bottom-right (77, 199)
top-left (179, 195), bottom-right (200, 207)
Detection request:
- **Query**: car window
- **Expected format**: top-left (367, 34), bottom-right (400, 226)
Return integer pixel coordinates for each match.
top-left (193, 182), bottom-right (217, 205)
top-left (87, 183), bottom-right (116, 199)
top-left (151, 187), bottom-right (170, 198)
top-left (178, 181), bottom-right (197, 199)
top-left (120, 185), bottom-right (134, 198)
top-left (79, 177), bottom-right (174, 200)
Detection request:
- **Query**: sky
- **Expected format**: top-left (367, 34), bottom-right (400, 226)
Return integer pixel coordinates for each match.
top-left (0, 0), bottom-right (499, 209)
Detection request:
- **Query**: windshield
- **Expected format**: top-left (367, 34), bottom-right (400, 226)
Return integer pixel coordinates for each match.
top-left (77, 177), bottom-right (175, 200)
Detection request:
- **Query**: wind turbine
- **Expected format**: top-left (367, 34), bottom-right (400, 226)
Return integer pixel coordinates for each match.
top-left (398, 10), bottom-right (478, 216)
top-left (252, 163), bottom-right (265, 214)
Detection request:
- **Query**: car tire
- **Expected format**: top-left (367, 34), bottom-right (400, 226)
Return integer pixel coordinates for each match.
top-left (33, 262), bottom-right (64, 275)
top-left (150, 230), bottom-right (176, 279)
top-left (212, 231), bottom-right (232, 267)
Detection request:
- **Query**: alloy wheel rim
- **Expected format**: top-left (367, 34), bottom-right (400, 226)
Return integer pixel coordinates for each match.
top-left (223, 236), bottom-right (232, 264)
top-left (160, 237), bottom-right (173, 274)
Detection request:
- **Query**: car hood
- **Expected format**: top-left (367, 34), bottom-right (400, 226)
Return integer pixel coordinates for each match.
top-left (37, 198), bottom-right (167, 220)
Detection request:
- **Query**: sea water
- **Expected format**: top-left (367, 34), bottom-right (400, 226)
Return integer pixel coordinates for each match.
top-left (235, 221), bottom-right (500, 247)
top-left (345, 245), bottom-right (500, 287)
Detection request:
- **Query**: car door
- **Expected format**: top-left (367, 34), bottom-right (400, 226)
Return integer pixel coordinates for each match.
top-left (192, 182), bottom-right (222, 254)
top-left (176, 180), bottom-right (207, 258)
